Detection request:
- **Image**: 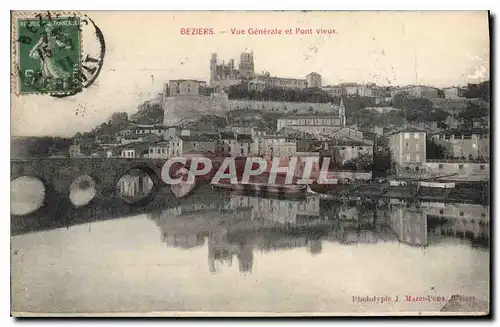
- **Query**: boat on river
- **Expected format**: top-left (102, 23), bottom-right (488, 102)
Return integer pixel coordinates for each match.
top-left (165, 152), bottom-right (342, 198)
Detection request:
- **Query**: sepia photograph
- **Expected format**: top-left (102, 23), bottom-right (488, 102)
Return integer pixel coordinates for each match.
top-left (10, 10), bottom-right (491, 317)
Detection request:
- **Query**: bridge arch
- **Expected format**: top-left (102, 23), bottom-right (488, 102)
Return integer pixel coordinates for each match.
top-left (115, 164), bottom-right (162, 207)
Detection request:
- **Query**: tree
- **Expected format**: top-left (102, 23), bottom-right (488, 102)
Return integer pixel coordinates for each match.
top-left (465, 81), bottom-right (490, 101)
top-left (373, 152), bottom-right (392, 177)
top-left (110, 112), bottom-right (128, 126)
top-left (426, 139), bottom-right (447, 159)
top-left (341, 152), bottom-right (374, 171)
top-left (424, 109), bottom-right (450, 122)
top-left (459, 102), bottom-right (489, 121)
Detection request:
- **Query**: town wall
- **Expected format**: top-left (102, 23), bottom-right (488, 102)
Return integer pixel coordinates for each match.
top-left (163, 94), bottom-right (340, 126)
top-left (228, 99), bottom-right (335, 114)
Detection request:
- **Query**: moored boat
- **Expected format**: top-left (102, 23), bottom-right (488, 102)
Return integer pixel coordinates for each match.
top-left (166, 153), bottom-right (342, 198)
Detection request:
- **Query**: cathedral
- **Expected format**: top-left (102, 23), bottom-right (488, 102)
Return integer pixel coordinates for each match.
top-left (210, 52), bottom-right (255, 87)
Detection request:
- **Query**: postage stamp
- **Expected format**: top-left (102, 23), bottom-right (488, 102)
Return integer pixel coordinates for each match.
top-left (16, 16), bottom-right (82, 94)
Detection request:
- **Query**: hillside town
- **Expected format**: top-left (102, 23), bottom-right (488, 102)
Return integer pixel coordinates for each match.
top-left (66, 51), bottom-right (490, 182)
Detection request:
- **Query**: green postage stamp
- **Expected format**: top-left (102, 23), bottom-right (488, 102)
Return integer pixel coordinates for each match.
top-left (15, 16), bottom-right (81, 94)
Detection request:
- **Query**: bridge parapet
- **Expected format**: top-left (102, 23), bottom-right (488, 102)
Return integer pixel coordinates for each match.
top-left (11, 158), bottom-right (169, 217)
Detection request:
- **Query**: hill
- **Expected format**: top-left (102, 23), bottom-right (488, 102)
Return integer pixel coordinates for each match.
top-left (12, 136), bottom-right (72, 158)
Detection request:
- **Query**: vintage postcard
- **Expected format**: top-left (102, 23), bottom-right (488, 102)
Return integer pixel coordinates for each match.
top-left (10, 11), bottom-right (491, 317)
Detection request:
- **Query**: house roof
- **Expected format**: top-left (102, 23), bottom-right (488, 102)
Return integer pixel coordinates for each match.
top-left (118, 142), bottom-right (152, 150)
top-left (220, 131), bottom-right (236, 139)
top-left (261, 135), bottom-right (286, 139)
top-left (277, 114), bottom-right (339, 120)
top-left (236, 134), bottom-right (253, 142)
top-left (432, 128), bottom-right (489, 136)
top-left (169, 79), bottom-right (206, 84)
top-left (135, 124), bottom-right (167, 130)
top-left (386, 126), bottom-right (427, 136)
top-left (335, 139), bottom-right (372, 147)
top-left (179, 134), bottom-right (219, 142)
top-left (329, 136), bottom-right (373, 146)
top-left (151, 140), bottom-right (170, 146)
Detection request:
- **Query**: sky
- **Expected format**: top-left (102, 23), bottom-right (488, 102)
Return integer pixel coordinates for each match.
top-left (11, 11), bottom-right (490, 137)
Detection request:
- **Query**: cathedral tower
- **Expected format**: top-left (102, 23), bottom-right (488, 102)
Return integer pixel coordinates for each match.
top-left (210, 53), bottom-right (217, 85)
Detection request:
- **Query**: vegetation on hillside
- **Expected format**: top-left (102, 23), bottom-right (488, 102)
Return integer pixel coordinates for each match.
top-left (11, 136), bottom-right (73, 158)
top-left (130, 103), bottom-right (163, 124)
top-left (180, 115), bottom-right (228, 131)
top-left (391, 93), bottom-right (450, 123)
top-left (459, 102), bottom-right (490, 121)
top-left (227, 82), bottom-right (336, 103)
top-left (464, 81), bottom-right (489, 101)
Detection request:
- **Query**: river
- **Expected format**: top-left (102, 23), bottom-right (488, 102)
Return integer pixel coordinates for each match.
top-left (10, 176), bottom-right (490, 315)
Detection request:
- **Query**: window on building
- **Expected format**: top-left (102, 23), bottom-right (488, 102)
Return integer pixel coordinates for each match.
top-left (459, 212), bottom-right (464, 217)
top-left (405, 143), bottom-right (409, 151)
top-left (459, 164), bottom-right (464, 170)
top-left (414, 133), bottom-right (419, 139)
top-left (439, 164), bottom-right (444, 169)
top-left (481, 213), bottom-right (486, 217)
top-left (415, 167), bottom-right (420, 171)
top-left (149, 148), bottom-right (153, 153)
top-left (405, 166), bottom-right (410, 171)
top-left (480, 165), bottom-right (485, 170)
top-left (157, 149), bottom-right (161, 154)
top-left (162, 149), bottom-right (165, 154)
top-left (404, 133), bottom-right (410, 139)
top-left (416, 154), bottom-right (421, 162)
top-left (415, 144), bottom-right (420, 151)
top-left (439, 209), bottom-right (444, 215)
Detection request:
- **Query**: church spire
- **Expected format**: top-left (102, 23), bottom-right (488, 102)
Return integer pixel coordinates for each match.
top-left (339, 97), bottom-right (346, 126)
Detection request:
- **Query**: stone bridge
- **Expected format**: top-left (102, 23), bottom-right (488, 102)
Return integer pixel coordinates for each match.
top-left (11, 158), bottom-right (173, 218)
top-left (11, 158), bottom-right (169, 193)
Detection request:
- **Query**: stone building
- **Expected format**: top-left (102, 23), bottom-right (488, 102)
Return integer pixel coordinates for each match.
top-left (387, 127), bottom-right (427, 168)
top-left (306, 72), bottom-right (322, 88)
top-left (431, 128), bottom-right (489, 160)
top-left (276, 98), bottom-right (347, 134)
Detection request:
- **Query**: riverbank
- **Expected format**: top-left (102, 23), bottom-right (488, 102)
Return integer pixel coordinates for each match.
top-left (317, 181), bottom-right (489, 204)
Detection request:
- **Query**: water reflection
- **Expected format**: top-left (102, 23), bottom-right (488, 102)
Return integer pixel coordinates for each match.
top-left (11, 176), bottom-right (46, 216)
top-left (148, 190), bottom-right (489, 275)
top-left (69, 175), bottom-right (97, 207)
top-left (11, 184), bottom-right (490, 314)
top-left (116, 169), bottom-right (154, 204)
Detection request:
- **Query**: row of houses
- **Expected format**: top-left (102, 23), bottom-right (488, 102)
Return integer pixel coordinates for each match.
top-left (321, 84), bottom-right (468, 100)
top-left (70, 123), bottom-right (376, 171)
top-left (387, 126), bottom-right (490, 180)
top-left (116, 125), bottom-right (374, 162)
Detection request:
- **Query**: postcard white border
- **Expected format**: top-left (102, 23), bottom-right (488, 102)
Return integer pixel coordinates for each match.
top-left (3, 1), bottom-right (497, 326)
